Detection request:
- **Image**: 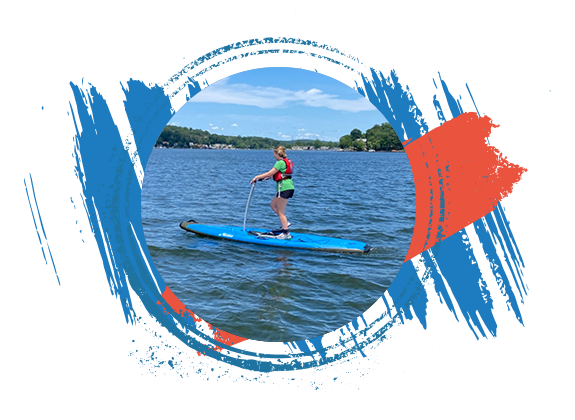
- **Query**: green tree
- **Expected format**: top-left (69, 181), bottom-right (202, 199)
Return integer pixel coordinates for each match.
top-left (350, 128), bottom-right (363, 140)
top-left (366, 123), bottom-right (403, 151)
top-left (366, 124), bottom-right (383, 150)
top-left (339, 134), bottom-right (353, 149)
top-left (380, 122), bottom-right (402, 150)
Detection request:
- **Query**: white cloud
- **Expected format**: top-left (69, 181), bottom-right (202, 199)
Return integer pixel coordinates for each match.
top-left (189, 79), bottom-right (374, 112)
top-left (298, 128), bottom-right (307, 131)
top-left (293, 88), bottom-right (375, 112)
top-left (231, 123), bottom-right (238, 127)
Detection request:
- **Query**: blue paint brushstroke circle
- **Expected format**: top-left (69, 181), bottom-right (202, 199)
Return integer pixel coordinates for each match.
top-left (138, 38), bottom-right (412, 373)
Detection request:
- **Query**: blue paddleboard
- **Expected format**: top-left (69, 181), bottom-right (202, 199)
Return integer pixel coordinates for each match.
top-left (180, 220), bottom-right (371, 253)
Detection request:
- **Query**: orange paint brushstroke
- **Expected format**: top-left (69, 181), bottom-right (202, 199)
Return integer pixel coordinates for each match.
top-left (404, 112), bottom-right (527, 261)
top-left (160, 286), bottom-right (248, 351)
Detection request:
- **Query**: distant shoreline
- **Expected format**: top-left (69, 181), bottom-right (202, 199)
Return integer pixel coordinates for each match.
top-left (156, 124), bottom-right (405, 153)
top-left (153, 145), bottom-right (406, 153)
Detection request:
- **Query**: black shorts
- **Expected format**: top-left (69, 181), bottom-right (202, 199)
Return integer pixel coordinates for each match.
top-left (276, 189), bottom-right (294, 199)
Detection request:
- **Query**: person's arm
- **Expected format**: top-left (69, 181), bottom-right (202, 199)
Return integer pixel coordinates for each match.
top-left (250, 167), bottom-right (278, 184)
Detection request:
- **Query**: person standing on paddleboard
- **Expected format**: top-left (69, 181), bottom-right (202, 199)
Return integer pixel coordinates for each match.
top-left (250, 146), bottom-right (294, 239)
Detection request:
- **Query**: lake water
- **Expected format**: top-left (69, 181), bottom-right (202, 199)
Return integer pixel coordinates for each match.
top-left (141, 148), bottom-right (416, 342)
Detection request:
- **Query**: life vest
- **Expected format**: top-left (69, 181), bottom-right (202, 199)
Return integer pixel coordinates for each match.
top-left (273, 158), bottom-right (294, 182)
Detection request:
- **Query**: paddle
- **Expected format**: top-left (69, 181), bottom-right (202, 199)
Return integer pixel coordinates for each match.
top-left (243, 180), bottom-right (258, 231)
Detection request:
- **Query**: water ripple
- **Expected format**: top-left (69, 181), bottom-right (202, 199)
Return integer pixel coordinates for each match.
top-left (142, 149), bottom-right (415, 342)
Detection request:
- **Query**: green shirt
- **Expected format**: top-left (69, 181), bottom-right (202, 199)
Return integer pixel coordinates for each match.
top-left (273, 159), bottom-right (295, 192)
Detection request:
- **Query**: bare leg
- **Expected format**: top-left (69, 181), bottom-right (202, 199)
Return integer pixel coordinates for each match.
top-left (270, 196), bottom-right (289, 230)
top-left (274, 197), bottom-right (289, 230)
top-left (270, 196), bottom-right (279, 216)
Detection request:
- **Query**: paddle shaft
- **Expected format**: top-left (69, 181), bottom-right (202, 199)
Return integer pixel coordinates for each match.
top-left (243, 182), bottom-right (257, 231)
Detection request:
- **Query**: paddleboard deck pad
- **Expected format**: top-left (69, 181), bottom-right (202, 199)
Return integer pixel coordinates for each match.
top-left (180, 220), bottom-right (371, 253)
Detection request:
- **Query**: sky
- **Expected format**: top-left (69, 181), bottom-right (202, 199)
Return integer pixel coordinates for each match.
top-left (168, 67), bottom-right (387, 142)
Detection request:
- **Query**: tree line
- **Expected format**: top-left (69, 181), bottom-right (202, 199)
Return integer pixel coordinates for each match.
top-left (156, 124), bottom-right (403, 151)
top-left (156, 125), bottom-right (338, 149)
top-left (339, 123), bottom-right (404, 151)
